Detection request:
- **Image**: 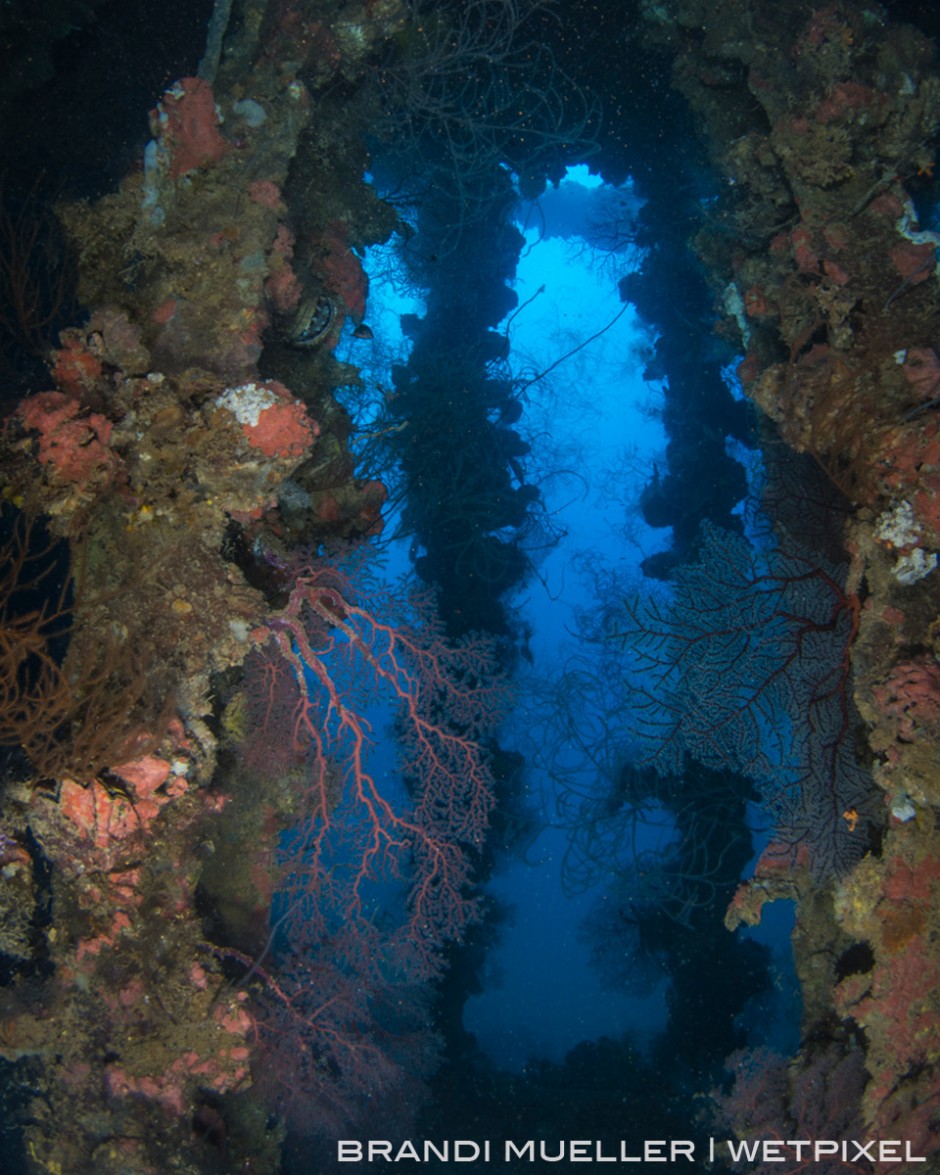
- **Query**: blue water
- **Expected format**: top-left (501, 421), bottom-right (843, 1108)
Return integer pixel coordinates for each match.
top-left (349, 167), bottom-right (682, 1069)
top-left (462, 170), bottom-right (673, 1068)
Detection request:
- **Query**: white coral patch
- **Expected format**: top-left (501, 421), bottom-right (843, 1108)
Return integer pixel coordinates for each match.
top-left (874, 500), bottom-right (922, 548)
top-left (890, 793), bottom-right (917, 823)
top-left (893, 547), bottom-right (938, 585)
top-left (216, 382), bottom-right (278, 427)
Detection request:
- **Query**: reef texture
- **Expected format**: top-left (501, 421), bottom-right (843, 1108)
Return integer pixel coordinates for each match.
top-left (0, 1), bottom-right (404, 1170)
top-left (645, 0), bottom-right (940, 1162)
top-left (4, 0), bottom-right (940, 1168)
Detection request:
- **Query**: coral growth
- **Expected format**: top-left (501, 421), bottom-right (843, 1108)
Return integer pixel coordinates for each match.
top-left (316, 220), bottom-right (369, 323)
top-left (0, 1), bottom-right (401, 1165)
top-left (244, 553), bottom-right (502, 971)
top-left (151, 77), bottom-right (231, 179)
top-left (649, 0), bottom-right (940, 1159)
top-left (833, 832), bottom-right (940, 1167)
top-left (15, 388), bottom-right (116, 490)
top-left (231, 551), bottom-right (503, 1138)
top-left (717, 1044), bottom-right (873, 1174)
top-left (614, 522), bottom-right (876, 877)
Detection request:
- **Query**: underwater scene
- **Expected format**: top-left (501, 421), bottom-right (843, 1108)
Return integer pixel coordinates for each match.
top-left (1, 0), bottom-right (940, 1171)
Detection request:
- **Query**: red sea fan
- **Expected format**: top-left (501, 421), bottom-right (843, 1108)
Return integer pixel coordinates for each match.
top-left (240, 550), bottom-right (503, 1137)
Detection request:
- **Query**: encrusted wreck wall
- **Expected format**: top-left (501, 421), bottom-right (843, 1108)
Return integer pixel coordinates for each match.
top-left (643, 0), bottom-right (940, 1159)
top-left (3, 0), bottom-right (940, 1168)
top-left (0, 2), bottom-right (409, 1170)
